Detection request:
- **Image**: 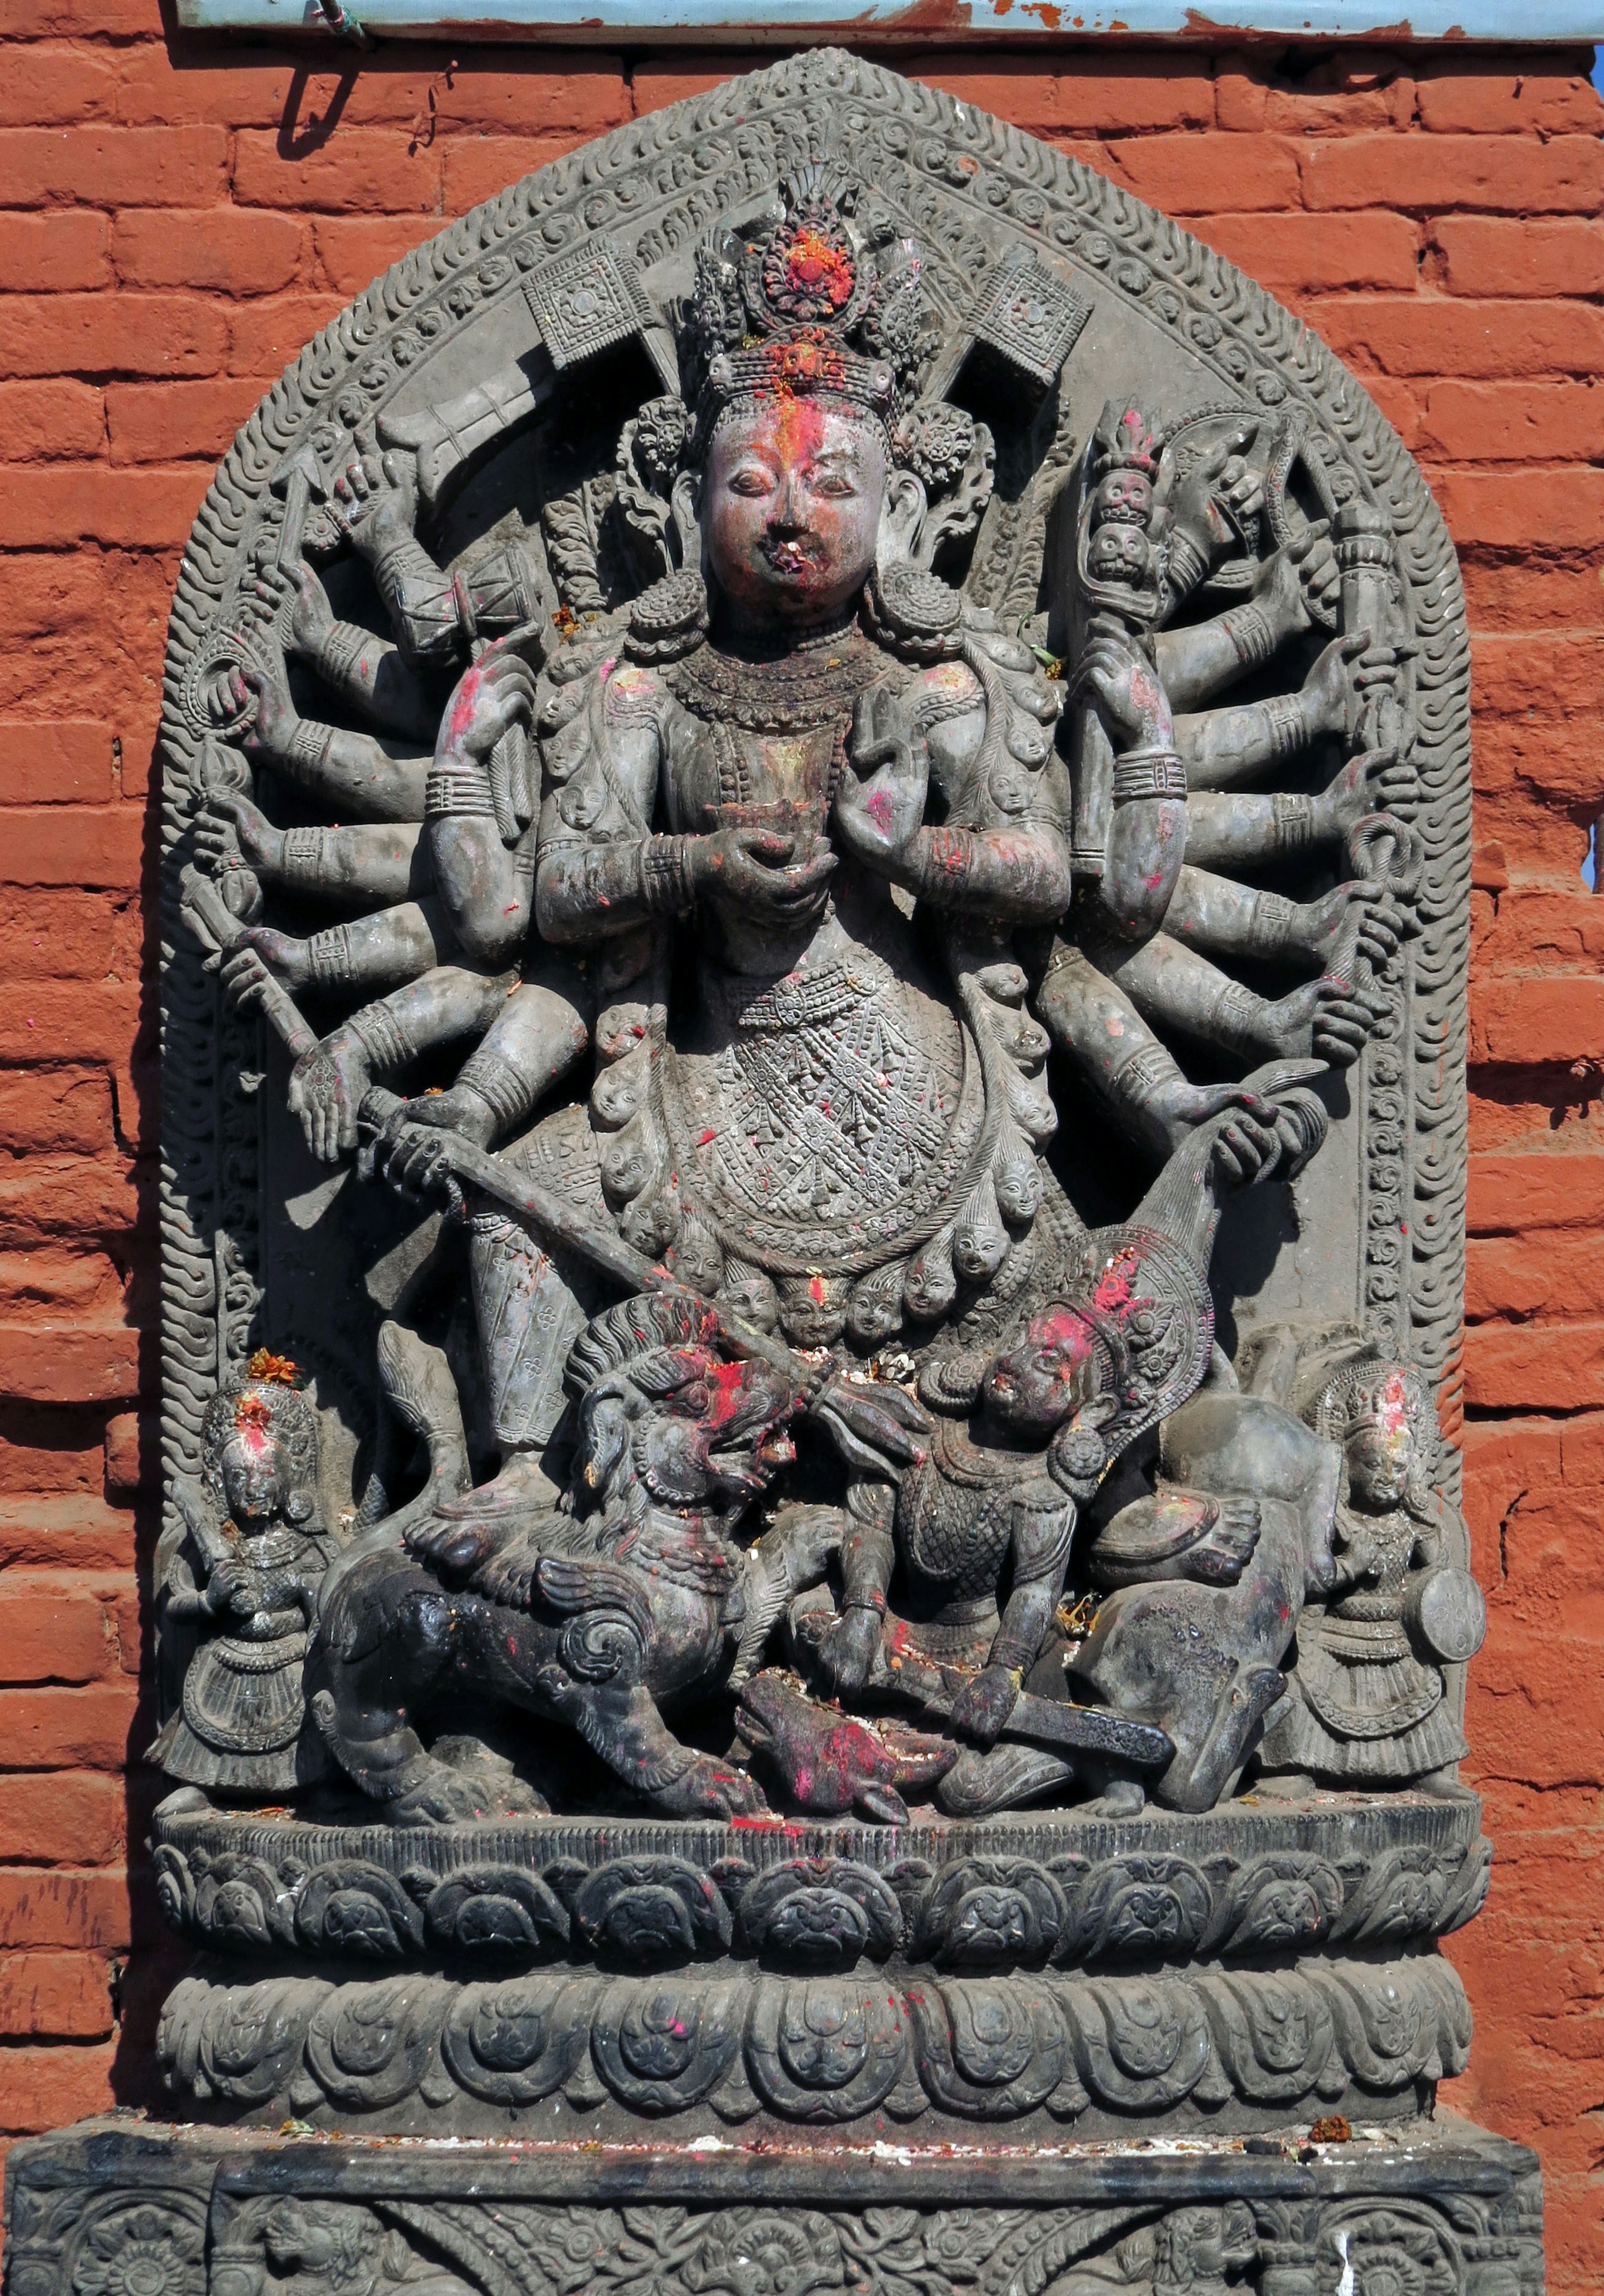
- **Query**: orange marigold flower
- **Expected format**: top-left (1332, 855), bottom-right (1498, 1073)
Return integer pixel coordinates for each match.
top-left (247, 1348), bottom-right (299, 1386)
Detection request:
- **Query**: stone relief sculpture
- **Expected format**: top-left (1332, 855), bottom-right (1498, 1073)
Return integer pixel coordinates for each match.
top-left (7, 51), bottom-right (1538, 2296)
top-left (170, 158), bottom-right (1441, 1832)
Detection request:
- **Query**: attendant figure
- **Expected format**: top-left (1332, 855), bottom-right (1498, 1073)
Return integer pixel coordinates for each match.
top-left (1258, 1353), bottom-right (1481, 1794)
top-left (151, 1353), bottom-right (336, 1799)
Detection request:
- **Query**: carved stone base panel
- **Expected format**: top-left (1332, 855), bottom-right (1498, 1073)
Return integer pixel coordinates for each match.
top-left (4, 2115), bottom-right (1544, 2296)
top-left (157, 1949), bottom-right (1470, 2142)
top-left (149, 1797), bottom-right (1490, 2144)
top-left (151, 1795), bottom-right (1492, 1971)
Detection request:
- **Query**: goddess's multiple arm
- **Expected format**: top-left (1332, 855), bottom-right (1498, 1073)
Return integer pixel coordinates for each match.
top-left (832, 637), bottom-right (1074, 928)
top-left (200, 439), bottom-right (574, 1161)
top-left (1035, 440), bottom-right (1416, 1159)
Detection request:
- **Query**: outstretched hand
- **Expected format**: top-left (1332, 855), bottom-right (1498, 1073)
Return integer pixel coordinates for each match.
top-left (1317, 744), bottom-right (1420, 842)
top-left (1071, 616), bottom-right (1174, 750)
top-left (288, 1033), bottom-right (371, 1164)
top-left (197, 793), bottom-right (282, 879)
top-left (252, 559), bottom-right (336, 660)
top-left (333, 429), bottom-right (420, 558)
top-left (218, 925), bottom-right (309, 999)
top-left (834, 684), bottom-right (930, 868)
top-left (1301, 630), bottom-right (1370, 738)
top-left (1255, 522), bottom-right (1340, 637)
top-left (222, 662), bottom-right (298, 763)
top-left (1169, 422), bottom-right (1261, 558)
top-left (440, 647), bottom-right (538, 764)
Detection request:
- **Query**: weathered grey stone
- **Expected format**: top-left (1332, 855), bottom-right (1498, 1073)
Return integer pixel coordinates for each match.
top-left (11, 44), bottom-right (1521, 2294)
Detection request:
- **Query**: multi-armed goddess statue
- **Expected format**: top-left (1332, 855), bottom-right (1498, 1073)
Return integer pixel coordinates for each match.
top-left (7, 54), bottom-right (1531, 2296)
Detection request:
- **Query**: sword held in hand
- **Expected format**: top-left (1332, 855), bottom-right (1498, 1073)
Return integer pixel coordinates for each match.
top-left (356, 1085), bottom-right (819, 1395)
top-left (180, 864), bottom-right (320, 1065)
top-left (890, 1649), bottom-right (1175, 1773)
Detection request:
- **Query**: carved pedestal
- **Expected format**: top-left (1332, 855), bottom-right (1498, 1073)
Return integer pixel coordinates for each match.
top-left (10, 1794), bottom-right (1534, 2293)
top-left (144, 1799), bottom-right (1487, 2142)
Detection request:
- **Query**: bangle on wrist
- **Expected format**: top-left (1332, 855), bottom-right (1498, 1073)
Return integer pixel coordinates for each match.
top-left (280, 828), bottom-right (327, 888)
top-left (1208, 977), bottom-right (1266, 1059)
top-left (1165, 526), bottom-right (1210, 602)
top-left (426, 760), bottom-right (495, 819)
top-left (1246, 890), bottom-right (1298, 959)
top-left (1111, 749), bottom-right (1188, 803)
top-left (914, 825), bottom-right (975, 897)
top-left (346, 1001), bottom-right (415, 1074)
top-left (1266, 694), bottom-right (1307, 763)
top-left (305, 924), bottom-right (355, 988)
top-left (286, 719), bottom-right (330, 775)
top-left (640, 834), bottom-right (699, 916)
top-left (455, 1053), bottom-right (540, 1132)
top-left (1107, 1039), bottom-right (1186, 1114)
top-left (318, 622), bottom-right (370, 689)
top-left (1273, 792), bottom-right (1317, 858)
top-left (1221, 603), bottom-right (1278, 672)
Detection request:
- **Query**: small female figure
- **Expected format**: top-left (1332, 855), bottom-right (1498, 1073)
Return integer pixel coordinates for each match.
top-left (1258, 1354), bottom-right (1485, 1794)
top-left (150, 1353), bottom-right (337, 1799)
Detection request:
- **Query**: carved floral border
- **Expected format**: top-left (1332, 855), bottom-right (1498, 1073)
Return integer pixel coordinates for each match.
top-left (159, 1950), bottom-right (1471, 2133)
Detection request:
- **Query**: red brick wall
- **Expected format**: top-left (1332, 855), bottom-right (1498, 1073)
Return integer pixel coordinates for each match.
top-left (0, 14), bottom-right (1599, 2284)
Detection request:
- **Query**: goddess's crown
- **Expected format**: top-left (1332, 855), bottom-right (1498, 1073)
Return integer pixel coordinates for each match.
top-left (686, 164), bottom-right (923, 431)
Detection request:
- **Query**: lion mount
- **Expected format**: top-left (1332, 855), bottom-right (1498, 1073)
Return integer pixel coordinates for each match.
top-left (8, 51), bottom-right (1539, 2296)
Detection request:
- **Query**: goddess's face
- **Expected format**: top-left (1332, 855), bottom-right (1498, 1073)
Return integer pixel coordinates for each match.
top-left (704, 397), bottom-right (888, 628)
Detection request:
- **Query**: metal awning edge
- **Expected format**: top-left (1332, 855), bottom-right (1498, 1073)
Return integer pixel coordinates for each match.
top-left (173, 0), bottom-right (1604, 38)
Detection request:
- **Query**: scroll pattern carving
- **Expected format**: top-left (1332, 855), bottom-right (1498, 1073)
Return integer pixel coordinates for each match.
top-left (150, 1819), bottom-right (1493, 1972)
top-left (158, 1951), bottom-right (1470, 2131)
